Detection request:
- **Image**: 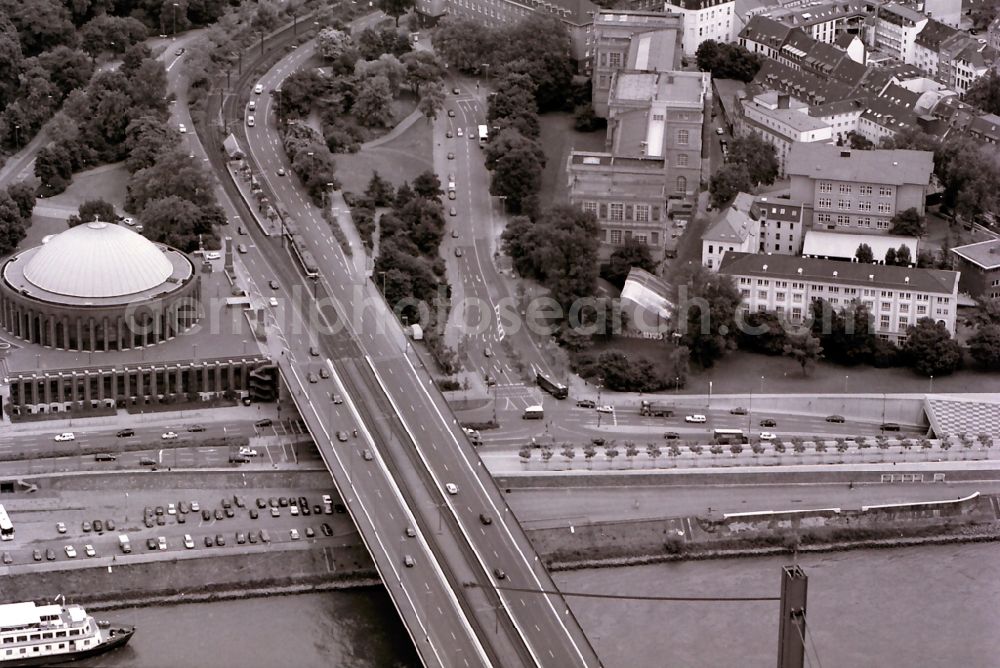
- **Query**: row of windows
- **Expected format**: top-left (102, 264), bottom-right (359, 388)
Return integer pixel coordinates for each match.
top-left (607, 229), bottom-right (658, 245)
top-left (741, 298), bottom-right (937, 330)
top-left (818, 183), bottom-right (894, 197)
top-left (815, 213), bottom-right (891, 229)
top-left (737, 278), bottom-right (946, 304)
top-left (2, 628), bottom-right (83, 644)
top-left (582, 202), bottom-right (657, 222)
top-left (816, 198), bottom-right (893, 213)
top-left (5, 643), bottom-right (71, 656)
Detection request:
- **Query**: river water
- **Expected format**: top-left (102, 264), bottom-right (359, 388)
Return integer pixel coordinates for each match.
top-left (82, 543), bottom-right (1000, 668)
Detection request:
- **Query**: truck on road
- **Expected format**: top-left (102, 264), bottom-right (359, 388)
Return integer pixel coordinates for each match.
top-left (522, 405), bottom-right (544, 420)
top-left (639, 400), bottom-right (674, 417)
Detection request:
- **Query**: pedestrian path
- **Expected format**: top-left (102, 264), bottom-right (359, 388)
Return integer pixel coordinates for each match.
top-left (1, 404), bottom-right (281, 434)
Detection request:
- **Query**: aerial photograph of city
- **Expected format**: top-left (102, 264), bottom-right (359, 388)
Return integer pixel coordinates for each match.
top-left (0, 0), bottom-right (998, 666)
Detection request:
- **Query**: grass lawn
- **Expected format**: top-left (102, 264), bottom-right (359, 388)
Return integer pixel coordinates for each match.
top-left (536, 112), bottom-right (606, 206)
top-left (687, 349), bottom-right (1000, 395)
top-left (24, 162), bottom-right (130, 247)
top-left (333, 103), bottom-right (433, 195)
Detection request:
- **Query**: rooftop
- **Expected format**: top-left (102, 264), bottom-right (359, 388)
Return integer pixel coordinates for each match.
top-left (620, 267), bottom-right (673, 321)
top-left (703, 193), bottom-right (758, 243)
top-left (950, 239), bottom-right (1000, 270)
top-left (802, 230), bottom-right (920, 261)
top-left (613, 70), bottom-right (706, 104)
top-left (786, 144), bottom-right (933, 186)
top-left (627, 28), bottom-right (680, 71)
top-left (717, 252), bottom-right (959, 294)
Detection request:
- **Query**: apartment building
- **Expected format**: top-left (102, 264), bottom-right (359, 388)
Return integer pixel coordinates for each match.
top-left (701, 194), bottom-right (804, 269)
top-left (950, 239), bottom-right (1000, 299)
top-left (755, 196), bottom-right (805, 255)
top-left (786, 144), bottom-right (933, 232)
top-left (718, 252), bottom-right (960, 341)
top-left (568, 70), bottom-right (709, 261)
top-left (663, 0), bottom-right (736, 56)
top-left (756, 0), bottom-right (868, 44)
top-left (590, 10), bottom-right (684, 117)
top-left (870, 3), bottom-right (927, 64)
top-left (736, 91), bottom-right (834, 175)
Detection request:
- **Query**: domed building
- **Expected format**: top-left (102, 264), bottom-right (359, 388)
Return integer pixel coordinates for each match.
top-left (0, 221), bottom-right (200, 352)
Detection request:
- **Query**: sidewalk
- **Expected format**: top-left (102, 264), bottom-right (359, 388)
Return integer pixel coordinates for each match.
top-left (1, 403), bottom-right (281, 434)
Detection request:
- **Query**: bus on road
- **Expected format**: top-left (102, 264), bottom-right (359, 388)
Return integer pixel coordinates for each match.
top-left (0, 505), bottom-right (13, 540)
top-left (713, 428), bottom-right (748, 445)
top-left (536, 373), bottom-right (568, 399)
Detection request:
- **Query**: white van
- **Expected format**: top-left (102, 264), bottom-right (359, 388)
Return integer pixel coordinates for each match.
top-left (118, 534), bottom-right (131, 553)
top-left (522, 406), bottom-right (544, 420)
top-left (247, 115), bottom-right (255, 127)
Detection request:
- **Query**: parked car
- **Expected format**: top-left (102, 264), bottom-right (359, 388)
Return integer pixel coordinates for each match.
top-left (82, 521), bottom-right (92, 532)
top-left (305, 527), bottom-right (315, 538)
top-left (46, 549), bottom-right (56, 561)
top-left (146, 538), bottom-right (158, 550)
top-left (215, 534), bottom-right (226, 546)
top-left (759, 419), bottom-right (777, 428)
top-left (157, 537), bottom-right (167, 551)
top-left (204, 536), bottom-right (214, 547)
top-left (56, 522), bottom-right (67, 534)
top-left (663, 432), bottom-right (680, 440)
top-left (730, 407), bottom-right (748, 415)
top-left (321, 523), bottom-right (334, 537)
top-left (54, 433), bottom-right (75, 442)
top-left (93, 520), bottom-right (103, 533)
top-left (290, 529), bottom-right (301, 541)
top-left (184, 535), bottom-right (195, 549)
top-left (85, 545), bottom-right (96, 557)
top-left (826, 415), bottom-right (846, 423)
top-left (64, 546), bottom-right (77, 558)
top-left (685, 415), bottom-right (707, 423)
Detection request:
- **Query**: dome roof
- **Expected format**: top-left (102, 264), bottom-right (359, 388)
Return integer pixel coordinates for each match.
top-left (23, 221), bottom-right (174, 298)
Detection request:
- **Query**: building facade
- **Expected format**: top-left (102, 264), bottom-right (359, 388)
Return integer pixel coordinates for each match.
top-left (870, 3), bottom-right (927, 64)
top-left (718, 252), bottom-right (959, 341)
top-left (568, 70), bottom-right (709, 261)
top-left (701, 193), bottom-right (760, 269)
top-left (786, 144), bottom-right (933, 232)
top-left (663, 0), bottom-right (736, 56)
top-left (737, 91), bottom-right (834, 175)
top-left (950, 239), bottom-right (1000, 298)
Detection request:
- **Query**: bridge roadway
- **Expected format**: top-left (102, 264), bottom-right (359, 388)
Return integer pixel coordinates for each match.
top-left (203, 19), bottom-right (601, 668)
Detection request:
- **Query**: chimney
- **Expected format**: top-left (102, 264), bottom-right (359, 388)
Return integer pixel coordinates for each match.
top-left (869, 274), bottom-right (874, 281)
top-left (797, 267), bottom-right (803, 274)
top-left (778, 93), bottom-right (790, 109)
top-left (833, 270), bottom-right (838, 277)
top-left (904, 276), bottom-right (910, 283)
top-left (762, 264), bottom-right (768, 271)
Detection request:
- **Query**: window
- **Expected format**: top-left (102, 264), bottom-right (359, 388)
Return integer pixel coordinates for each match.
top-left (879, 186), bottom-right (893, 197)
top-left (775, 233), bottom-right (781, 240)
top-left (839, 184), bottom-right (852, 193)
top-left (609, 203), bottom-right (623, 221)
top-left (858, 201), bottom-right (872, 212)
top-left (758, 290), bottom-right (768, 299)
top-left (859, 185), bottom-right (873, 195)
top-left (837, 215), bottom-right (850, 226)
top-left (817, 198), bottom-right (832, 208)
top-left (635, 204), bottom-right (649, 222)
top-left (757, 279), bottom-right (768, 285)
top-left (877, 202), bottom-right (891, 214)
top-left (876, 219), bottom-right (890, 229)
top-left (838, 199), bottom-right (851, 210)
top-left (741, 288), bottom-right (750, 297)
top-left (708, 245), bottom-right (714, 254)
top-left (792, 307), bottom-right (802, 320)
top-left (793, 294), bottom-right (802, 302)
top-left (677, 129), bottom-right (689, 145)
top-left (676, 176), bottom-right (687, 193)
top-left (819, 182), bottom-right (832, 193)
top-left (816, 213), bottom-right (832, 223)
top-left (899, 316), bottom-right (909, 327)
top-left (582, 202), bottom-right (597, 216)
top-left (917, 305), bottom-right (927, 315)
top-left (880, 314), bottom-right (891, 328)
top-left (608, 52), bottom-right (622, 67)
top-left (881, 302), bottom-right (891, 311)
top-left (776, 292), bottom-right (786, 301)
top-left (677, 153), bottom-right (688, 167)
top-left (609, 229), bottom-right (622, 244)
top-left (899, 303), bottom-right (909, 313)
top-left (652, 113), bottom-right (664, 121)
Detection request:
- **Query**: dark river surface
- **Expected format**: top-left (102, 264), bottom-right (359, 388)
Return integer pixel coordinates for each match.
top-left (84, 542), bottom-right (1000, 668)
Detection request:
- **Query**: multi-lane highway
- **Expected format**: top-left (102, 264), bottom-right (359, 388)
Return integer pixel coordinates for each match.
top-left (219, 25), bottom-right (600, 668)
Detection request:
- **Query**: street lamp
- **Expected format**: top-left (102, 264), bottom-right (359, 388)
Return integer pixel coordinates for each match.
top-left (760, 375), bottom-right (765, 394)
top-left (379, 271), bottom-right (386, 296)
top-left (172, 3), bottom-right (179, 38)
top-left (844, 375), bottom-right (848, 393)
top-left (929, 375), bottom-right (934, 393)
top-left (708, 381), bottom-right (713, 411)
top-left (13, 124), bottom-right (19, 149)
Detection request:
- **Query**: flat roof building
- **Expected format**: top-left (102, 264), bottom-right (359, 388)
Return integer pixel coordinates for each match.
top-left (950, 239), bottom-right (1000, 299)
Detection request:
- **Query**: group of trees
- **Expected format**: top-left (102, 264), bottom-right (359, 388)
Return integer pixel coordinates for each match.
top-left (673, 264), bottom-right (742, 368)
top-left (854, 242), bottom-right (913, 266)
top-left (968, 296), bottom-right (1000, 371)
top-left (313, 24), bottom-right (444, 150)
top-left (281, 121), bottom-right (340, 207)
top-left (889, 208), bottom-right (925, 237)
top-left (709, 134), bottom-right (779, 208)
top-left (0, 181), bottom-right (35, 255)
top-left (695, 40), bottom-right (762, 83)
top-left (964, 69), bottom-right (1000, 116)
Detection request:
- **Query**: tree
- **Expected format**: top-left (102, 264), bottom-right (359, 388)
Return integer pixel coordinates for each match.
top-left (489, 132), bottom-right (545, 215)
top-left (412, 171), bottom-right (443, 200)
top-left (418, 82), bottom-right (444, 121)
top-left (35, 143), bottom-right (75, 193)
top-left (365, 171), bottom-right (395, 207)
top-left (972, 296), bottom-right (1000, 327)
top-left (695, 40), bottom-right (719, 73)
top-left (964, 69), bottom-right (1000, 116)
top-left (738, 311), bottom-right (788, 355)
top-left (3, 0), bottom-right (76, 58)
top-left (574, 103), bottom-right (602, 132)
top-left (597, 352), bottom-right (665, 392)
top-left (36, 46), bottom-right (94, 99)
top-left (855, 243), bottom-right (874, 264)
top-left (969, 324), bottom-right (1000, 370)
top-left (377, 0), bottom-right (415, 26)
top-left (353, 75), bottom-right (394, 127)
top-left (726, 135), bottom-right (779, 186)
top-left (890, 207), bottom-right (925, 236)
top-left (603, 238), bottom-right (656, 287)
top-left (844, 131), bottom-right (874, 150)
top-left (67, 199), bottom-right (116, 227)
top-left (0, 190), bottom-right (27, 256)
top-left (884, 247), bottom-right (897, 266)
top-left (809, 299), bottom-right (878, 366)
top-left (709, 163), bottom-right (751, 208)
top-left (356, 54), bottom-right (407, 96)
top-left (124, 115), bottom-right (177, 173)
top-left (495, 16), bottom-right (574, 112)
top-left (694, 40), bottom-right (760, 82)
top-left (126, 148), bottom-right (216, 212)
top-left (901, 318), bottom-right (963, 376)
top-left (518, 447), bottom-right (531, 466)
top-left (432, 17), bottom-right (495, 74)
top-left (895, 244), bottom-right (912, 267)
top-left (583, 444), bottom-right (597, 468)
top-left (6, 182), bottom-right (35, 221)
top-left (291, 144), bottom-right (340, 207)
top-left (78, 14), bottom-right (148, 57)
top-left (317, 28), bottom-right (355, 62)
top-left (782, 331), bottom-right (823, 375)
top-left (139, 196), bottom-right (209, 252)
top-left (561, 445), bottom-right (575, 464)
top-left (402, 50), bottom-right (443, 96)
top-left (673, 263), bottom-right (741, 367)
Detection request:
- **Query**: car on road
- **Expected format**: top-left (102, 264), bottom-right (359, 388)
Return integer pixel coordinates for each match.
top-left (122, 217), bottom-right (136, 226)
top-left (759, 419), bottom-right (777, 428)
top-left (269, 280), bottom-right (279, 290)
top-left (85, 545), bottom-right (96, 557)
top-left (56, 522), bottom-right (66, 534)
top-left (880, 422), bottom-right (901, 432)
top-left (449, 207), bottom-right (457, 217)
top-left (309, 346), bottom-right (320, 357)
top-left (54, 433), bottom-right (75, 442)
top-left (362, 449), bottom-right (373, 461)
top-left (205, 251), bottom-right (221, 260)
top-left (405, 526), bottom-right (416, 538)
top-left (269, 297), bottom-right (279, 307)
top-left (253, 83), bottom-right (263, 94)
top-left (663, 431), bottom-right (680, 440)
top-left (332, 394), bottom-right (343, 404)
top-left (215, 534), bottom-right (225, 546)
top-left (759, 432), bottom-right (776, 441)
top-left (321, 523), bottom-right (334, 537)
top-left (445, 483), bottom-right (459, 495)
top-left (457, 127), bottom-right (464, 137)
top-left (730, 407), bottom-right (748, 415)
top-left (576, 399), bottom-right (596, 408)
top-left (452, 87), bottom-right (460, 94)
top-left (64, 546), bottom-right (77, 558)
top-left (146, 538), bottom-right (157, 551)
top-left (336, 431), bottom-right (349, 442)
top-left (277, 168), bottom-right (285, 176)
top-left (447, 152), bottom-right (454, 160)
top-left (32, 550), bottom-right (42, 562)
top-left (175, 47), bottom-right (185, 56)
top-left (307, 372), bottom-right (319, 383)
top-left (493, 567), bottom-right (506, 580)
top-left (685, 415), bottom-right (707, 423)
top-left (46, 549), bottom-right (56, 561)
top-left (237, 244), bottom-right (248, 254)
top-left (826, 415), bottom-right (846, 423)
top-left (479, 513), bottom-right (493, 525)
top-left (178, 123), bottom-right (186, 133)
top-left (483, 348), bottom-right (491, 357)
top-left (186, 425), bottom-right (205, 433)
top-left (161, 431), bottom-right (178, 440)
top-left (447, 109), bottom-right (455, 117)
top-left (454, 248), bottom-right (463, 257)
top-left (248, 100), bottom-right (256, 111)
top-left (715, 127), bottom-right (724, 135)
top-left (184, 535), bottom-right (195, 549)
top-left (116, 429), bottom-right (135, 438)
top-left (445, 130), bottom-right (453, 138)
top-left (403, 555), bottom-right (415, 567)
top-left (596, 405), bottom-right (614, 414)
top-left (238, 447), bottom-right (258, 457)
top-left (255, 419), bottom-right (273, 428)
top-left (448, 190), bottom-right (456, 200)
top-left (290, 529), bottom-right (301, 541)
top-left (139, 456), bottom-right (156, 466)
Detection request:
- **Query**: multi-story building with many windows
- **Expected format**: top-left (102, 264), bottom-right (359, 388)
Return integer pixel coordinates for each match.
top-left (786, 144), bottom-right (933, 233)
top-left (736, 91), bottom-right (834, 176)
top-left (663, 0), bottom-right (735, 57)
top-left (701, 194), bottom-right (805, 269)
top-left (950, 239), bottom-right (1000, 299)
top-left (718, 252), bottom-right (959, 341)
top-left (590, 10), bottom-right (683, 117)
top-left (869, 3), bottom-right (927, 64)
top-left (568, 70), bottom-right (709, 261)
